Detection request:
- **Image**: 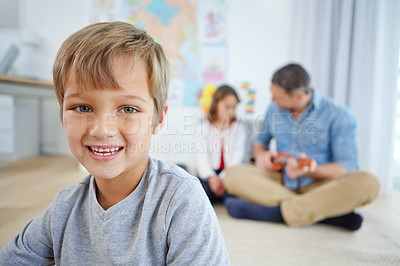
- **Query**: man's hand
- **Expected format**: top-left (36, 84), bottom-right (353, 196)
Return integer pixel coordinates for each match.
top-left (207, 175), bottom-right (225, 197)
top-left (254, 150), bottom-right (277, 171)
top-left (286, 153), bottom-right (317, 179)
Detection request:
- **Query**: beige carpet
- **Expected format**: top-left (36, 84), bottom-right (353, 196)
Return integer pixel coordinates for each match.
top-left (215, 198), bottom-right (400, 265)
top-left (1, 156), bottom-right (400, 265)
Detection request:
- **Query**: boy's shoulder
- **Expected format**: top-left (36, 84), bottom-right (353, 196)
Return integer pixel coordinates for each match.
top-left (52, 175), bottom-right (92, 206)
top-left (148, 157), bottom-right (196, 183)
top-left (146, 157), bottom-right (205, 207)
top-left (147, 157), bottom-right (204, 195)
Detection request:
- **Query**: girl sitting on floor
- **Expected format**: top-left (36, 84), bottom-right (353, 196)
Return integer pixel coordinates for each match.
top-left (196, 85), bottom-right (247, 203)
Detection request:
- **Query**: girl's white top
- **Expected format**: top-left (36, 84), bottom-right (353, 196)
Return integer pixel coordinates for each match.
top-left (195, 119), bottom-right (247, 179)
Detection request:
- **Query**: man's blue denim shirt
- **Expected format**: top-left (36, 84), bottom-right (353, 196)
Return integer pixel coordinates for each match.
top-left (253, 89), bottom-right (359, 189)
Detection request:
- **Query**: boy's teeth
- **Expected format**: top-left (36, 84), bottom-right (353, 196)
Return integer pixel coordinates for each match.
top-left (91, 147), bottom-right (120, 153)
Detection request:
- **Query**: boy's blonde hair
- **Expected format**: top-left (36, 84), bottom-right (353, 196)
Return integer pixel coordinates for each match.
top-left (53, 21), bottom-right (170, 120)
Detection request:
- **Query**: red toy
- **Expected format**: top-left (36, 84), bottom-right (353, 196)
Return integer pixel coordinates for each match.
top-left (272, 152), bottom-right (316, 172)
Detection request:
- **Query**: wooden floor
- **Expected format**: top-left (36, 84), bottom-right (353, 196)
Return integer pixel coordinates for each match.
top-left (0, 156), bottom-right (83, 245)
top-left (1, 156), bottom-right (400, 265)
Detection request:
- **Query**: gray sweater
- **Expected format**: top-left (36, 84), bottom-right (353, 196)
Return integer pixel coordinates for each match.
top-left (0, 157), bottom-right (230, 265)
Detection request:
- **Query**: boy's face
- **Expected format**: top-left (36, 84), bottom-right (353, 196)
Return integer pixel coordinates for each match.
top-left (62, 59), bottom-right (165, 180)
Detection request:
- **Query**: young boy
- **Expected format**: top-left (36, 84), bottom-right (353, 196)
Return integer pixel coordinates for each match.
top-left (0, 22), bottom-right (230, 265)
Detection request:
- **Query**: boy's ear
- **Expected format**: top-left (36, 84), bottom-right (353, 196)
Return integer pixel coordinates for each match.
top-left (153, 105), bottom-right (168, 134)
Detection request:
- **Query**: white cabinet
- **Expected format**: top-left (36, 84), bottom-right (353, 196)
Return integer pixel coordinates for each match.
top-left (0, 76), bottom-right (75, 160)
top-left (41, 98), bottom-right (70, 156)
top-left (0, 95), bottom-right (40, 160)
top-left (0, 95), bottom-right (14, 153)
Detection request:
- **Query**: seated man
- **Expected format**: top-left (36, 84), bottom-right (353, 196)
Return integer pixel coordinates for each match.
top-left (223, 63), bottom-right (380, 231)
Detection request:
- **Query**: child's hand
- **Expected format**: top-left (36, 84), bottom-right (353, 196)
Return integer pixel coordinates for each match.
top-left (208, 175), bottom-right (225, 197)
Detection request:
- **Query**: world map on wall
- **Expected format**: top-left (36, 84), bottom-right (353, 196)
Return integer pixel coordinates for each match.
top-left (145, 0), bottom-right (180, 25)
top-left (125, 0), bottom-right (198, 82)
top-left (90, 0), bottom-right (228, 107)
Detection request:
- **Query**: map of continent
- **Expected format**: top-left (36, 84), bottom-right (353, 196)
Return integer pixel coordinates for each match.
top-left (126, 0), bottom-right (198, 81)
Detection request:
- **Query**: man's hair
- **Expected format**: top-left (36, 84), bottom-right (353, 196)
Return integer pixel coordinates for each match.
top-left (53, 21), bottom-right (169, 120)
top-left (271, 63), bottom-right (310, 95)
top-left (208, 84), bottom-right (240, 122)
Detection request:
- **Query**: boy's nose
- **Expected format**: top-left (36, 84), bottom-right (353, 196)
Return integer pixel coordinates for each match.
top-left (88, 115), bottom-right (117, 138)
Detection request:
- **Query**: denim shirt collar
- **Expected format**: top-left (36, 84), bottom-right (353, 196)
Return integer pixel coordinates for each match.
top-left (285, 88), bottom-right (320, 121)
top-left (309, 88), bottom-right (321, 111)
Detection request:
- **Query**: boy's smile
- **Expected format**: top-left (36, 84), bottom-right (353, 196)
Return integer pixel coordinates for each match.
top-left (86, 145), bottom-right (124, 161)
top-left (62, 58), bottom-right (165, 183)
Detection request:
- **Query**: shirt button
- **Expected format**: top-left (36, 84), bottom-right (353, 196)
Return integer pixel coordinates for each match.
top-left (312, 138), bottom-right (317, 144)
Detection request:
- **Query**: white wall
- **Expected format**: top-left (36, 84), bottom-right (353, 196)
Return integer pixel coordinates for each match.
top-left (24, 0), bottom-right (89, 80)
top-left (0, 0), bottom-right (89, 79)
top-left (226, 0), bottom-right (293, 116)
top-left (0, 0), bottom-right (293, 171)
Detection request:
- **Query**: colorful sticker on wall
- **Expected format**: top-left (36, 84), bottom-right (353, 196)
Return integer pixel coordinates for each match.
top-left (200, 45), bottom-right (227, 83)
top-left (241, 82), bottom-right (255, 114)
top-left (199, 0), bottom-right (227, 44)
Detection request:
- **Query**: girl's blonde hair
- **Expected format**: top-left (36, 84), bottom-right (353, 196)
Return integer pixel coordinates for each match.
top-left (53, 21), bottom-right (170, 120)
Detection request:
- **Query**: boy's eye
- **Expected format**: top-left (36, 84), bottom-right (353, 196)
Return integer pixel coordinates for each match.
top-left (120, 106), bottom-right (138, 114)
top-left (74, 105), bottom-right (92, 112)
